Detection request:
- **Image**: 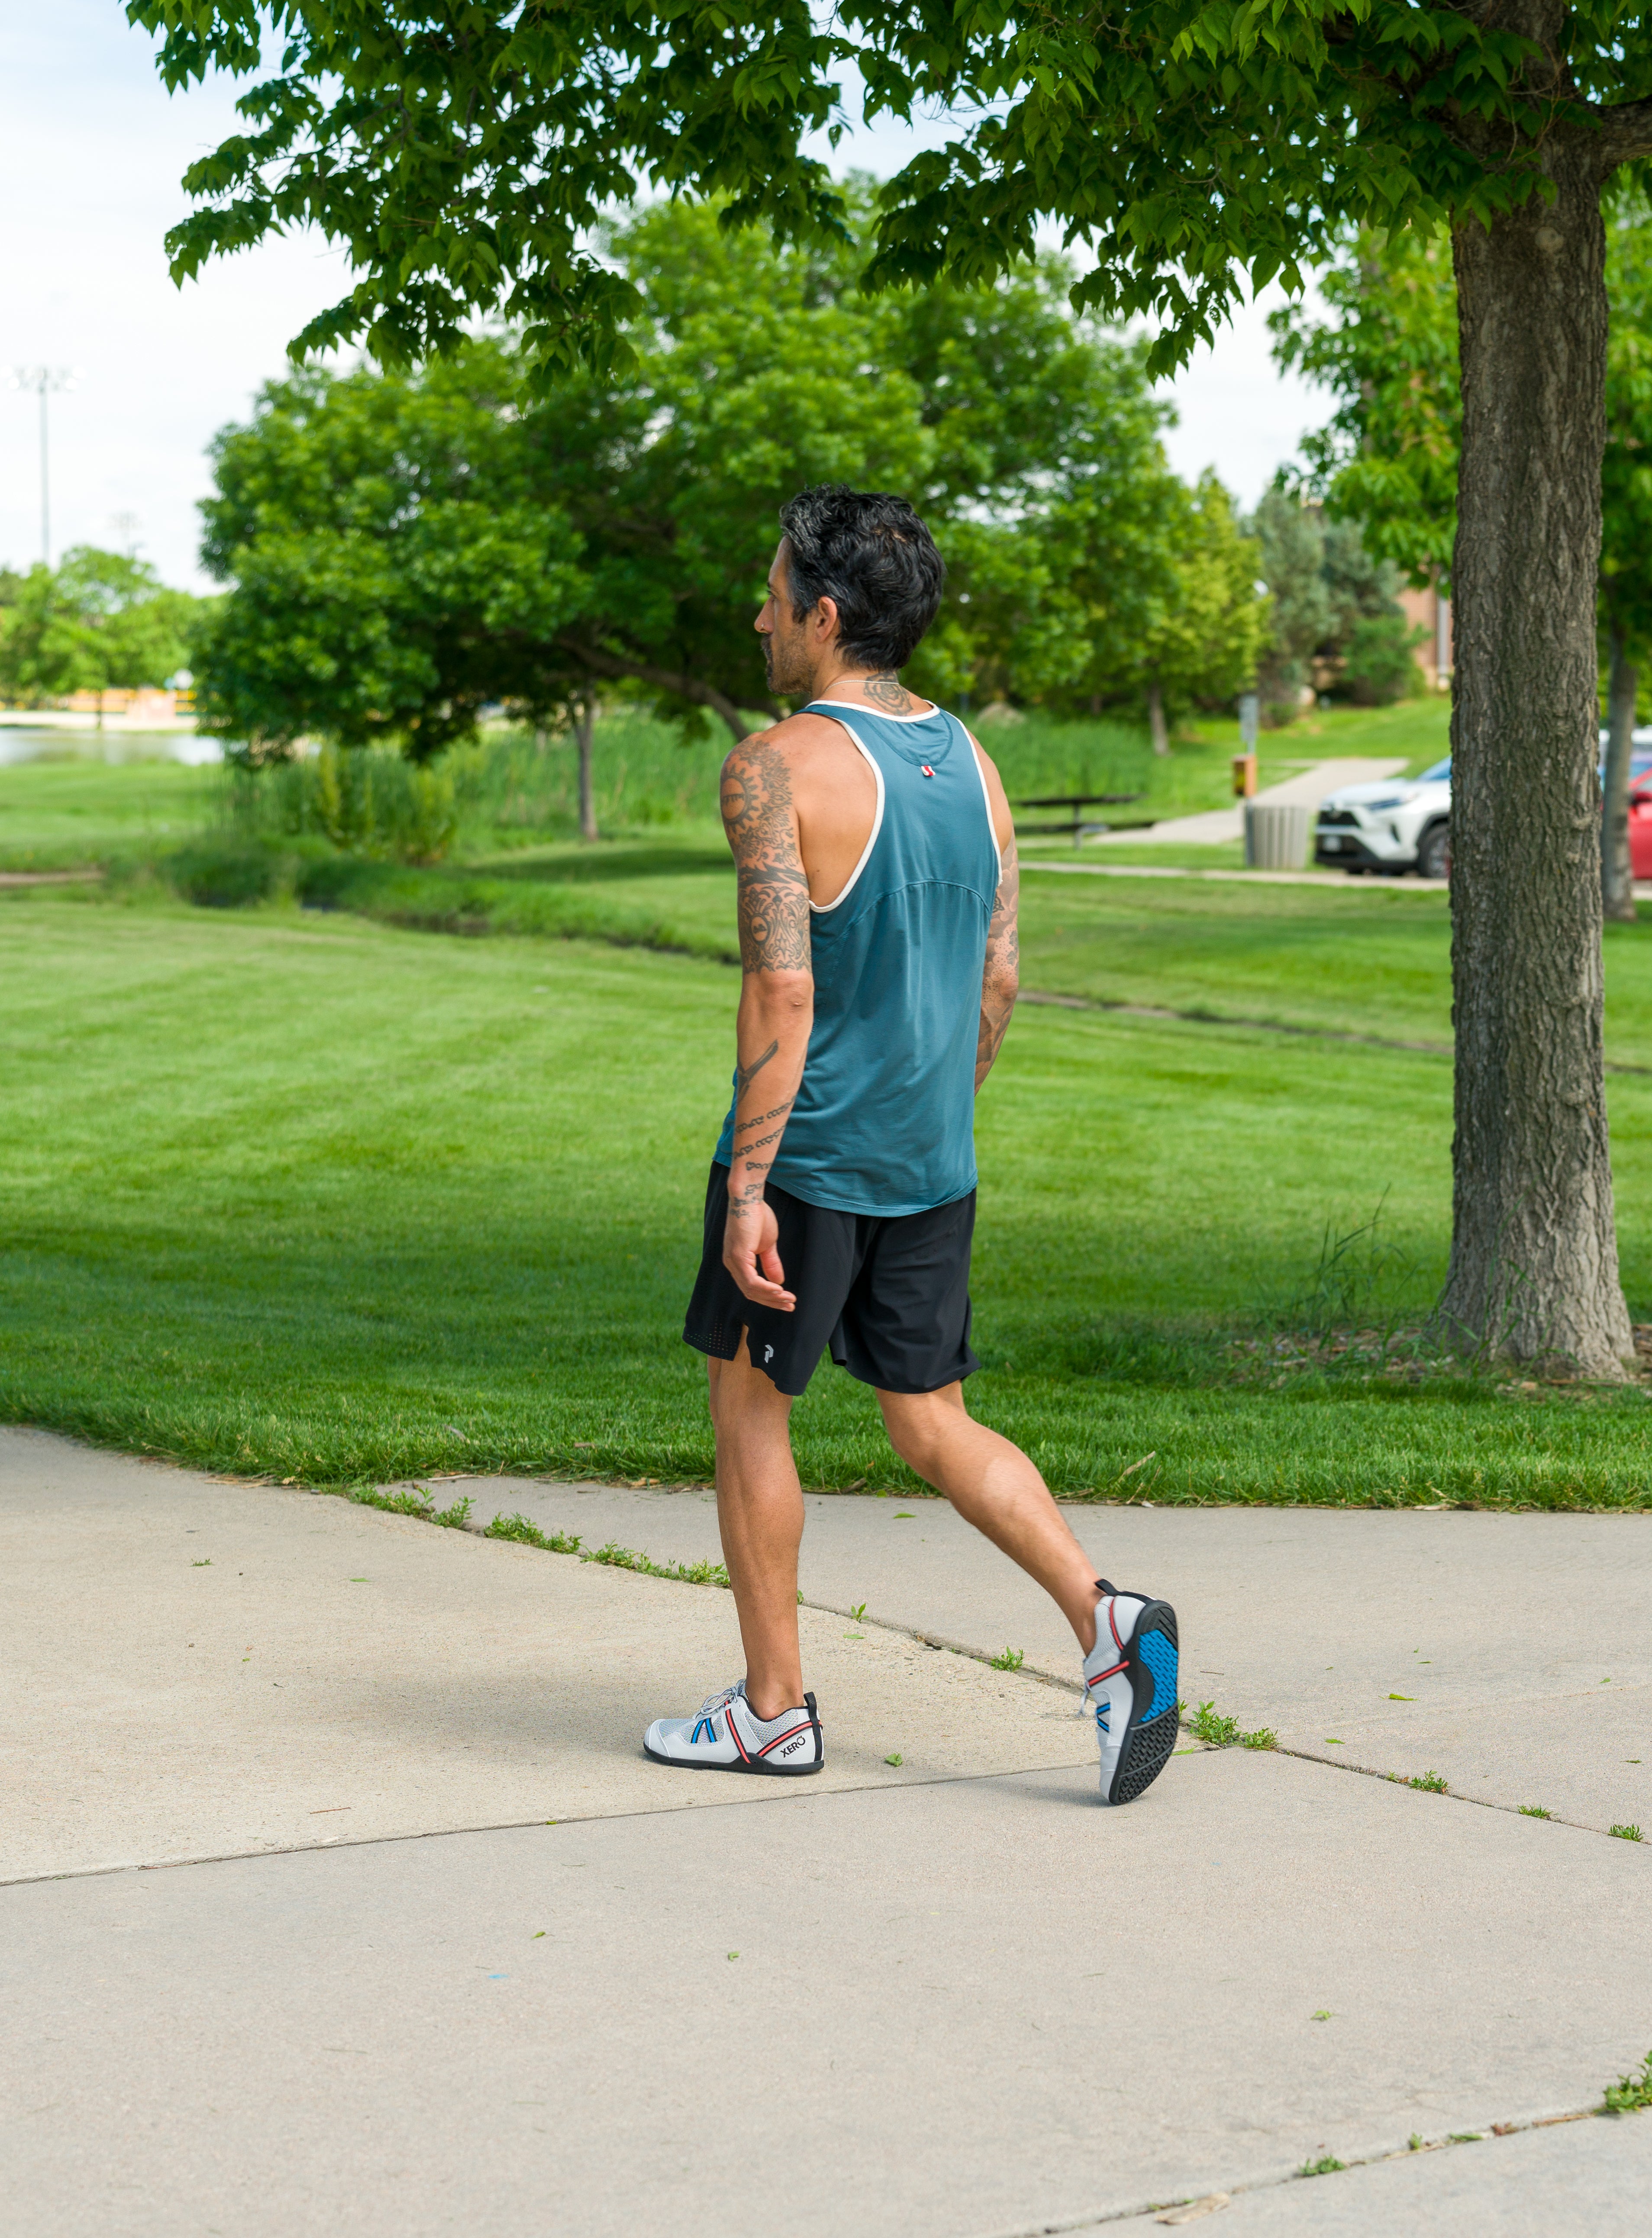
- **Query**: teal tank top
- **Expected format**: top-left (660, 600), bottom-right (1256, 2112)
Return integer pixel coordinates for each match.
top-left (714, 699), bottom-right (1001, 1217)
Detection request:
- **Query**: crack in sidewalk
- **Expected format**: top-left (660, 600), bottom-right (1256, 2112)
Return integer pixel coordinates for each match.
top-left (965, 2100), bottom-right (1613, 2235)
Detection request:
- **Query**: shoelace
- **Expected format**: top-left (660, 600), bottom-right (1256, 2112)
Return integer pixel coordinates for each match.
top-left (693, 1680), bottom-right (743, 1731)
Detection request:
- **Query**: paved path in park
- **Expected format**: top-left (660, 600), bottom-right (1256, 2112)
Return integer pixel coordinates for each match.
top-left (1092, 757), bottom-right (1410, 848)
top-left (4, 1427), bottom-right (1650, 2235)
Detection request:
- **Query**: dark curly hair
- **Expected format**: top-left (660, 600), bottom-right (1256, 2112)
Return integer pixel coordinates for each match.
top-left (778, 485), bottom-right (945, 672)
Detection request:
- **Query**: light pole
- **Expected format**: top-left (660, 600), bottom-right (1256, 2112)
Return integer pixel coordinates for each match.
top-left (7, 367), bottom-right (75, 565)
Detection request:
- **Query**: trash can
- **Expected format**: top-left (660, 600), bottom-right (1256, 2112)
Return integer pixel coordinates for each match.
top-left (1244, 801), bottom-right (1310, 870)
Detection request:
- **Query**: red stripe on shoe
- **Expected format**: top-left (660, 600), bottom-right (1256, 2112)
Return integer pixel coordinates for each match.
top-left (756, 1722), bottom-right (812, 1757)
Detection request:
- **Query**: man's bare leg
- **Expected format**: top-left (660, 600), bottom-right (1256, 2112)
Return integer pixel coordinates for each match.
top-left (707, 1342), bottom-right (806, 1720)
top-left (876, 1382), bottom-right (1101, 1653)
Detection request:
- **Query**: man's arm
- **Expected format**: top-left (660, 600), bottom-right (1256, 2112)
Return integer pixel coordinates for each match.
top-left (720, 730), bottom-right (814, 1311)
top-left (975, 748), bottom-right (1020, 1091)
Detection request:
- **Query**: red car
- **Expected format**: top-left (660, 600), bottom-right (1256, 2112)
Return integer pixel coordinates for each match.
top-left (1630, 775), bottom-right (1652, 879)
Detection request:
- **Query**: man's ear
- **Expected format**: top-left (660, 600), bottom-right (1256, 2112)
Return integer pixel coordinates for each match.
top-left (811, 594), bottom-right (840, 645)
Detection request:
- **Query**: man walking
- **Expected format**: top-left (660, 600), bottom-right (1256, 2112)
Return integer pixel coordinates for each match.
top-left (645, 485), bottom-right (1178, 1806)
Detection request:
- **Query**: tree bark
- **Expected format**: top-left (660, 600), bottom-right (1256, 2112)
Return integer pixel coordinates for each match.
top-left (1603, 630), bottom-right (1637, 923)
top-left (1441, 142), bottom-right (1633, 1374)
top-left (574, 692), bottom-right (597, 843)
top-left (1147, 677), bottom-right (1169, 756)
top-left (557, 638), bottom-right (772, 744)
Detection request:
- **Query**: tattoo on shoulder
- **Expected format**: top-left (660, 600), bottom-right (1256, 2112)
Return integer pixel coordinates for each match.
top-left (721, 738), bottom-right (811, 974)
top-left (863, 672), bottom-right (915, 715)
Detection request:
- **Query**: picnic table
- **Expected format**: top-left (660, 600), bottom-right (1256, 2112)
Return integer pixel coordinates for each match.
top-left (1010, 792), bottom-right (1144, 849)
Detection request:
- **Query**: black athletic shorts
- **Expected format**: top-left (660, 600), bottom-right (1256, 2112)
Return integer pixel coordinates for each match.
top-left (683, 1161), bottom-right (980, 1399)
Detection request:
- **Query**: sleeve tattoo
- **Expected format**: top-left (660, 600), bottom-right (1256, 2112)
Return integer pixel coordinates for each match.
top-left (976, 837), bottom-right (1020, 1090)
top-left (720, 739), bottom-right (812, 975)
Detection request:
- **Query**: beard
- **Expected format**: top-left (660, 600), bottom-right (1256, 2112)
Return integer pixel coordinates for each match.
top-left (763, 627), bottom-right (813, 697)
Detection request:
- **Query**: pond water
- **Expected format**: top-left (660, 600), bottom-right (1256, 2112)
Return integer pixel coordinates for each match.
top-left (0, 726), bottom-right (224, 769)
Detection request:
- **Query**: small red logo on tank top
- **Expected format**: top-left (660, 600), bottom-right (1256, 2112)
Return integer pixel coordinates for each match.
top-left (920, 764), bottom-right (934, 777)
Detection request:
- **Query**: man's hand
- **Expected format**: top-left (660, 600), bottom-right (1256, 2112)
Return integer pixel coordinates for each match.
top-left (723, 1195), bottom-right (796, 1311)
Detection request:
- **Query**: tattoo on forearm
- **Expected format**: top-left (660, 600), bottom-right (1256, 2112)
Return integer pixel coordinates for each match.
top-left (976, 839), bottom-right (1020, 1090)
top-left (863, 672), bottom-right (915, 715)
top-left (732, 1096), bottom-right (795, 1137)
top-left (721, 738), bottom-right (813, 974)
top-left (734, 1040), bottom-right (778, 1099)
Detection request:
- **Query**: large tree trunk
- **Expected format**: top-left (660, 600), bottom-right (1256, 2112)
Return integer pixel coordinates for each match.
top-left (1603, 629), bottom-right (1637, 923)
top-left (1441, 148), bottom-right (1633, 1375)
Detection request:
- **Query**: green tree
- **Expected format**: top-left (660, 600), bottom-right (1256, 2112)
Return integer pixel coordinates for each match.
top-left (1245, 490), bottom-right (1418, 722)
top-left (136, 0), bottom-right (1652, 1367)
top-left (0, 549), bottom-right (196, 713)
top-left (1274, 207), bottom-right (1652, 917)
top-left (986, 470), bottom-right (1266, 746)
top-left (198, 342), bottom-right (593, 760)
top-left (200, 200), bottom-right (1229, 760)
top-left (1272, 232), bottom-right (1461, 586)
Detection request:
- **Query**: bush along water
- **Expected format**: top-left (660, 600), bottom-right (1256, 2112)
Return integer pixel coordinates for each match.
top-left (234, 743), bottom-right (459, 864)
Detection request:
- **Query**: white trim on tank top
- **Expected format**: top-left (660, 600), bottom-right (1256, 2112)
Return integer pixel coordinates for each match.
top-left (806, 695), bottom-right (941, 725)
top-left (806, 716), bottom-right (887, 913)
top-left (966, 722), bottom-right (1004, 887)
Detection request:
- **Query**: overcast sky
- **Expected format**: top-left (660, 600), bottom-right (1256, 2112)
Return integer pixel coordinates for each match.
top-left (1, 4), bottom-right (1329, 592)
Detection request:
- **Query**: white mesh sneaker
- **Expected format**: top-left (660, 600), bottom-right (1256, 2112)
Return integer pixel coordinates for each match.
top-left (1083, 1580), bottom-right (1180, 1805)
top-left (644, 1680), bottom-right (824, 1775)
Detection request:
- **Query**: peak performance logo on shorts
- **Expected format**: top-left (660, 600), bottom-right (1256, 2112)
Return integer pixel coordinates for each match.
top-left (764, 1344), bottom-right (774, 1364)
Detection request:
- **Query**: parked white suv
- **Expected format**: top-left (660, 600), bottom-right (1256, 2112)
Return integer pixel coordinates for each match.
top-left (1316, 758), bottom-right (1452, 879)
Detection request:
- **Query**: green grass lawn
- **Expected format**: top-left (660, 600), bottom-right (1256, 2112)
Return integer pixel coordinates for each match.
top-left (6, 885), bottom-right (1652, 1509)
top-left (1177, 693), bottom-right (1453, 780)
top-left (0, 747), bottom-right (222, 870)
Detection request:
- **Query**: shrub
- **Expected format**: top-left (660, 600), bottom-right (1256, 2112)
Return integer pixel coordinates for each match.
top-left (164, 835), bottom-right (294, 908)
top-left (234, 743), bottom-right (458, 863)
top-left (1340, 613), bottom-right (1427, 707)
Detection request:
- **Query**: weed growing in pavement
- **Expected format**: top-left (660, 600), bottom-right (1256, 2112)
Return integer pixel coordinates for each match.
top-left (1520, 1805), bottom-right (1552, 1819)
top-left (850, 1602), bottom-right (867, 1620)
top-left (1447, 2132), bottom-right (1482, 2144)
top-left (1188, 1699), bottom-right (1277, 1750)
top-left (479, 1512), bottom-right (729, 1584)
top-left (1189, 1701), bottom-right (1239, 1745)
top-left (484, 1512), bottom-right (583, 1554)
top-left (1408, 2134), bottom-right (1424, 2152)
top-left (350, 1483), bottom-right (473, 1529)
top-left (1408, 1770), bottom-right (1449, 1793)
top-left (1610, 1822), bottom-right (1645, 1841)
top-left (1299, 2157), bottom-right (1345, 2178)
top-left (884, 1753), bottom-right (903, 1767)
top-left (1604, 2051), bottom-right (1652, 2113)
top-left (991, 1647), bottom-right (1026, 1671)
top-left (585, 1540), bottom-right (731, 1588)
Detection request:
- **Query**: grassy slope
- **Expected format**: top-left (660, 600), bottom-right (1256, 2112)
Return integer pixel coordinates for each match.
top-left (0, 752), bottom-right (221, 871)
top-left (6, 889), bottom-right (1652, 1507)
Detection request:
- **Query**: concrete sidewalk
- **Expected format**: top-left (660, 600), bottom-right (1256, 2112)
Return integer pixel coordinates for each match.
top-left (1091, 758), bottom-right (1409, 848)
top-left (3, 1428), bottom-right (1649, 2236)
top-left (419, 1474), bottom-right (1652, 1834)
